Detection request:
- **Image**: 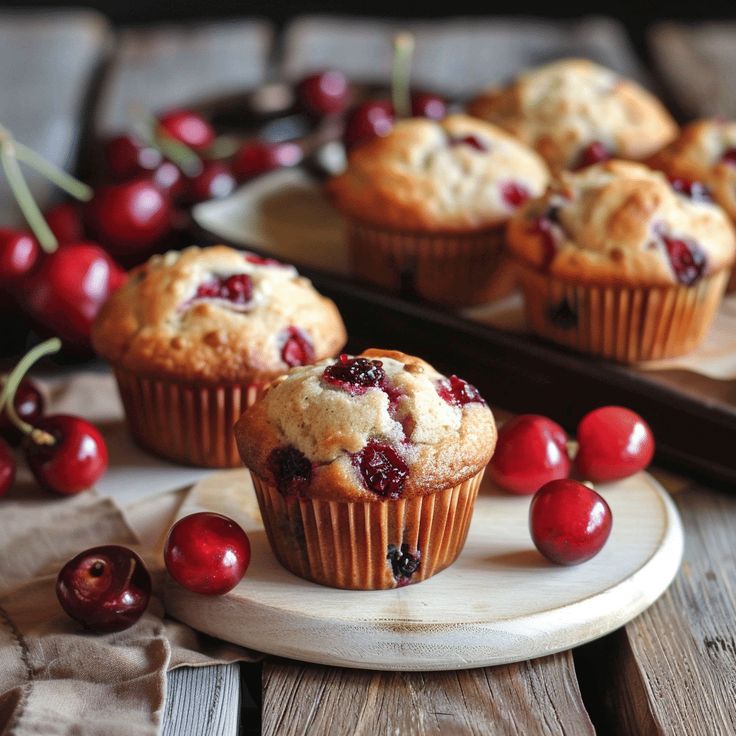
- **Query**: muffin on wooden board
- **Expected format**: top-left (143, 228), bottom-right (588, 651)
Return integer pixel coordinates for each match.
top-left (235, 349), bottom-right (497, 590)
top-left (468, 58), bottom-right (678, 174)
top-left (506, 160), bottom-right (735, 362)
top-left (328, 114), bottom-right (549, 306)
top-left (93, 245), bottom-right (346, 467)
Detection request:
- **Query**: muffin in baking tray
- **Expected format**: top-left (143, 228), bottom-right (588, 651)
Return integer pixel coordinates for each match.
top-left (92, 245), bottom-right (346, 467)
top-left (235, 349), bottom-right (497, 590)
top-left (327, 114), bottom-right (549, 306)
top-left (468, 58), bottom-right (678, 174)
top-left (648, 118), bottom-right (736, 289)
top-left (506, 160), bottom-right (736, 362)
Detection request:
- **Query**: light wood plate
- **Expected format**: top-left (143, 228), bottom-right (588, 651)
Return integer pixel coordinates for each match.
top-left (164, 469), bottom-right (683, 671)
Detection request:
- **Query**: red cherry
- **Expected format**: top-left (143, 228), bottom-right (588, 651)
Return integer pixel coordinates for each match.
top-left (56, 545), bottom-right (151, 632)
top-left (411, 92), bottom-right (447, 120)
top-left (23, 414), bottom-right (108, 495)
top-left (185, 161), bottom-right (236, 203)
top-left (669, 177), bottom-right (712, 203)
top-left (280, 326), bottom-right (315, 367)
top-left (322, 354), bottom-right (386, 394)
top-left (164, 512), bottom-right (251, 595)
top-left (575, 406), bottom-right (655, 482)
top-left (530, 479), bottom-right (612, 565)
top-left (0, 377), bottom-right (45, 446)
top-left (297, 70), bottom-right (350, 117)
top-left (151, 160), bottom-right (186, 199)
top-left (194, 273), bottom-right (253, 306)
top-left (500, 181), bottom-right (531, 209)
top-left (489, 415), bottom-right (572, 495)
top-left (449, 134), bottom-right (489, 152)
top-left (231, 141), bottom-right (303, 181)
top-left (721, 148), bottom-right (736, 167)
top-left (0, 229), bottom-right (39, 286)
top-left (660, 233), bottom-right (707, 286)
top-left (103, 134), bottom-right (163, 180)
top-left (157, 109), bottom-right (215, 151)
top-left (45, 202), bottom-right (85, 243)
top-left (436, 375), bottom-right (484, 408)
top-left (0, 438), bottom-right (16, 496)
top-left (84, 179), bottom-right (172, 255)
top-left (23, 242), bottom-right (127, 349)
top-left (343, 101), bottom-right (395, 151)
top-left (574, 141), bottom-right (611, 170)
top-left (352, 440), bottom-right (408, 499)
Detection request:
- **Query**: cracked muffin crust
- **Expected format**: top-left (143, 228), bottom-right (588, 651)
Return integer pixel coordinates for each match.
top-left (468, 59), bottom-right (678, 174)
top-left (92, 245), bottom-right (347, 383)
top-left (235, 349), bottom-right (497, 501)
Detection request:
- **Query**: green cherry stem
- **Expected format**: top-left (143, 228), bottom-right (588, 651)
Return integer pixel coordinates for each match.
top-left (13, 141), bottom-right (93, 201)
top-left (391, 32), bottom-right (415, 119)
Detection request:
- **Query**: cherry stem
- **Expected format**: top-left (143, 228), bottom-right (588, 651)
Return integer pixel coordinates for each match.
top-left (13, 141), bottom-right (93, 201)
top-left (391, 32), bottom-right (415, 119)
top-left (0, 338), bottom-right (61, 443)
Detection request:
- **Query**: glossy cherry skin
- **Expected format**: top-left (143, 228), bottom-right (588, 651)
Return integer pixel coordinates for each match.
top-left (56, 545), bottom-right (151, 632)
top-left (0, 229), bottom-right (39, 286)
top-left (45, 202), bottom-right (85, 243)
top-left (575, 406), bottom-right (655, 482)
top-left (164, 512), bottom-right (251, 595)
top-left (0, 377), bottom-right (45, 446)
top-left (23, 242), bottom-right (127, 349)
top-left (530, 479), bottom-right (612, 565)
top-left (489, 415), bottom-right (572, 495)
top-left (185, 161), bottom-right (236, 203)
top-left (84, 179), bottom-right (172, 255)
top-left (411, 92), bottom-right (447, 120)
top-left (231, 141), bottom-right (303, 181)
top-left (297, 70), bottom-right (350, 116)
top-left (0, 438), bottom-right (16, 496)
top-left (343, 101), bottom-right (394, 150)
top-left (104, 134), bottom-right (163, 180)
top-left (151, 160), bottom-right (186, 200)
top-left (24, 414), bottom-right (108, 495)
top-left (158, 110), bottom-right (215, 151)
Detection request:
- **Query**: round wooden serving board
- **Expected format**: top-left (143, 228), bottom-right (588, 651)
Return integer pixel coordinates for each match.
top-left (164, 469), bottom-right (683, 671)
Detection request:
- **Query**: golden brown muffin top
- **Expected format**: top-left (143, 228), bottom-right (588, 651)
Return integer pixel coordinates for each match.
top-left (92, 245), bottom-right (347, 383)
top-left (506, 160), bottom-right (736, 287)
top-left (468, 58), bottom-right (678, 173)
top-left (327, 114), bottom-right (549, 232)
top-left (235, 349), bottom-right (496, 501)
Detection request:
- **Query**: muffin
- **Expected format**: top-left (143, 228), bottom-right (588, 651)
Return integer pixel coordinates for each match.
top-left (648, 119), bottom-right (736, 289)
top-left (327, 114), bottom-right (549, 306)
top-left (506, 160), bottom-right (736, 362)
top-left (235, 349), bottom-right (496, 590)
top-left (468, 59), bottom-right (678, 174)
top-left (92, 245), bottom-right (346, 467)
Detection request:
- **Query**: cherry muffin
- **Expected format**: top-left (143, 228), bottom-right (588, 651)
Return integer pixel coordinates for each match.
top-left (468, 59), bottom-right (677, 174)
top-left (506, 160), bottom-right (735, 362)
top-left (648, 119), bottom-right (736, 289)
top-left (235, 349), bottom-right (496, 589)
top-left (92, 245), bottom-right (346, 467)
top-left (327, 114), bottom-right (549, 306)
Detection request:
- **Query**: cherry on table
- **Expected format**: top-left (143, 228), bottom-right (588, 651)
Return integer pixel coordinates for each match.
top-left (151, 160), bottom-right (186, 200)
top-left (157, 109), bottom-right (215, 151)
top-left (56, 545), bottom-right (151, 632)
top-left (185, 161), bottom-right (236, 203)
top-left (0, 229), bottom-right (39, 286)
top-left (0, 438), bottom-right (16, 496)
top-left (529, 479), bottom-right (612, 565)
top-left (296, 70), bottom-right (350, 117)
top-left (24, 414), bottom-right (108, 495)
top-left (411, 92), bottom-right (447, 120)
top-left (231, 140), bottom-right (303, 181)
top-left (489, 414), bottom-right (571, 495)
top-left (164, 512), bottom-right (251, 595)
top-left (343, 101), bottom-right (394, 151)
top-left (45, 202), bottom-right (85, 244)
top-left (0, 377), bottom-right (44, 446)
top-left (104, 134), bottom-right (163, 180)
top-left (575, 406), bottom-right (655, 482)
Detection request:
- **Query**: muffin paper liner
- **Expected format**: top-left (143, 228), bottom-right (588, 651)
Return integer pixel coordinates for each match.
top-left (113, 368), bottom-right (263, 468)
top-left (348, 220), bottom-right (506, 306)
top-left (250, 469), bottom-right (485, 590)
top-left (517, 266), bottom-right (728, 363)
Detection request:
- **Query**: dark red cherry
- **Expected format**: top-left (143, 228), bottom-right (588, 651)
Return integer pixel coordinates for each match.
top-left (56, 545), bottom-right (151, 632)
top-left (280, 326), bottom-right (314, 367)
top-left (323, 354), bottom-right (386, 394)
top-left (0, 377), bottom-right (45, 446)
top-left (45, 202), bottom-right (85, 244)
top-left (722, 148), bottom-right (736, 167)
top-left (343, 101), bottom-right (395, 151)
top-left (194, 273), bottom-right (253, 305)
top-left (24, 414), bottom-right (108, 495)
top-left (576, 406), bottom-right (654, 482)
top-left (411, 92), bottom-right (447, 120)
top-left (297, 70), bottom-right (350, 117)
top-left (231, 141), bottom-right (303, 181)
top-left (353, 441), bottom-right (408, 499)
top-left (574, 141), bottom-right (611, 170)
top-left (244, 253), bottom-right (284, 267)
top-left (436, 375), bottom-right (484, 408)
top-left (501, 181), bottom-right (531, 209)
top-left (268, 445), bottom-right (312, 496)
top-left (0, 229), bottom-right (39, 286)
top-left (0, 438), bottom-right (15, 496)
top-left (185, 161), bottom-right (236, 203)
top-left (103, 134), bottom-right (163, 180)
top-left (659, 232), bottom-right (707, 286)
top-left (449, 134), bottom-right (488, 152)
top-left (530, 479), bottom-right (612, 565)
top-left (669, 177), bottom-right (712, 202)
top-left (84, 179), bottom-right (172, 255)
top-left (164, 512), bottom-right (251, 595)
top-left (157, 109), bottom-right (215, 151)
top-left (489, 414), bottom-right (571, 495)
top-left (151, 160), bottom-right (186, 200)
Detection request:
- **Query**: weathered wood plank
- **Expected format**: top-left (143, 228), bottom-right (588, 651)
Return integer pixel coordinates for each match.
top-left (262, 653), bottom-right (593, 736)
